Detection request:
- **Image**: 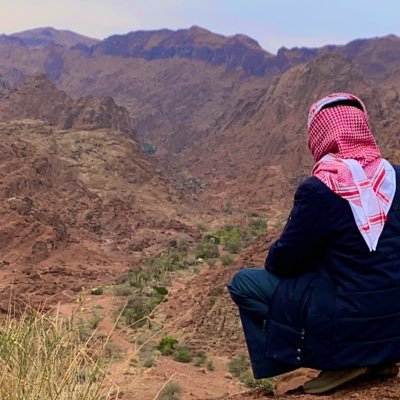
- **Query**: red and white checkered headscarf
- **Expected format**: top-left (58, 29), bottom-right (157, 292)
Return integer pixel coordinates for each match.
top-left (308, 93), bottom-right (396, 251)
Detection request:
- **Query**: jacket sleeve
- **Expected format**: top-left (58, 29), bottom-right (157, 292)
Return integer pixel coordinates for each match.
top-left (265, 180), bottom-right (328, 276)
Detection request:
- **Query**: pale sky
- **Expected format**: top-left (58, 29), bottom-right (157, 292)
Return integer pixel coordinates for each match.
top-left (1, 0), bottom-right (399, 53)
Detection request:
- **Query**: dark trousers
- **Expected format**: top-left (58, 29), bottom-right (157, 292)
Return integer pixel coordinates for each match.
top-left (228, 268), bottom-right (295, 378)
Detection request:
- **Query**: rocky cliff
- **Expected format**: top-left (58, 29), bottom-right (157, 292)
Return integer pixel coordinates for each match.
top-left (0, 74), bottom-right (132, 133)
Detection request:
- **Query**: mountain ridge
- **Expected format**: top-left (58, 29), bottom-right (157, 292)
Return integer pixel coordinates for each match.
top-left (10, 26), bottom-right (99, 48)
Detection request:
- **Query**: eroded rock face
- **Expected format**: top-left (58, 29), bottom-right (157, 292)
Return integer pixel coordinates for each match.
top-left (0, 120), bottom-right (197, 310)
top-left (62, 95), bottom-right (131, 132)
top-left (93, 26), bottom-right (276, 77)
top-left (0, 76), bottom-right (11, 98)
top-left (0, 74), bottom-right (131, 133)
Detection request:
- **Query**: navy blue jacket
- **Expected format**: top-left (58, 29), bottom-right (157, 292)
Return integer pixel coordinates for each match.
top-left (264, 164), bottom-right (400, 370)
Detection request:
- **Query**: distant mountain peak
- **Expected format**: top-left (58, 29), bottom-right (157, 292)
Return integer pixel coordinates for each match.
top-left (94, 26), bottom-right (273, 76)
top-left (10, 27), bottom-right (99, 48)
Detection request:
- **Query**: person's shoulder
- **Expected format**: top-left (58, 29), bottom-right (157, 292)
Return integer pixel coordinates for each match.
top-left (390, 163), bottom-right (400, 174)
top-left (294, 176), bottom-right (331, 200)
top-left (297, 176), bottom-right (330, 194)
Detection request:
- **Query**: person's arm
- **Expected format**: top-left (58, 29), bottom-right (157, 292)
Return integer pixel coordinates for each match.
top-left (265, 180), bottom-right (328, 276)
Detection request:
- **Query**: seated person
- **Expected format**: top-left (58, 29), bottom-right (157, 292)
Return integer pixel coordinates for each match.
top-left (228, 93), bottom-right (400, 394)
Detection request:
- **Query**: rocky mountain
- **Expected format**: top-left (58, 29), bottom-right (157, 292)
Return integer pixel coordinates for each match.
top-left (0, 75), bottom-right (11, 97)
top-left (0, 118), bottom-right (201, 310)
top-left (10, 27), bottom-right (99, 48)
top-left (0, 27), bottom-right (400, 211)
top-left (91, 26), bottom-right (276, 77)
top-left (0, 74), bottom-right (131, 133)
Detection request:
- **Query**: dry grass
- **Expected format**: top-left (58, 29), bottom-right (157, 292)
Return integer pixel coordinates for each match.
top-left (0, 306), bottom-right (118, 400)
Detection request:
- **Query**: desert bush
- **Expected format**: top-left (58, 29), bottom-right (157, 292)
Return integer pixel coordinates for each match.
top-left (222, 199), bottom-right (233, 214)
top-left (173, 345), bottom-right (192, 363)
top-left (239, 369), bottom-right (275, 395)
top-left (197, 223), bottom-right (207, 232)
top-left (140, 342), bottom-right (157, 368)
top-left (202, 234), bottom-right (220, 244)
top-left (195, 241), bottom-right (219, 259)
top-left (128, 268), bottom-right (151, 288)
top-left (193, 351), bottom-right (207, 367)
top-left (249, 218), bottom-right (267, 236)
top-left (104, 342), bottom-right (122, 361)
top-left (147, 251), bottom-right (187, 274)
top-left (113, 286), bottom-right (134, 296)
top-left (206, 359), bottom-right (215, 371)
top-left (158, 336), bottom-right (179, 356)
top-left (220, 254), bottom-right (234, 266)
top-left (228, 354), bottom-right (249, 377)
top-left (122, 297), bottom-right (150, 327)
top-left (216, 225), bottom-right (244, 254)
top-left (0, 309), bottom-right (115, 400)
top-left (177, 239), bottom-right (189, 253)
top-left (159, 382), bottom-right (182, 400)
top-left (153, 286), bottom-right (169, 296)
top-left (143, 357), bottom-right (155, 368)
top-left (89, 312), bottom-right (104, 329)
top-left (90, 287), bottom-right (103, 295)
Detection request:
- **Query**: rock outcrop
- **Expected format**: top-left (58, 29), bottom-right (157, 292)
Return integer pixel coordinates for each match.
top-left (0, 74), bottom-right (131, 133)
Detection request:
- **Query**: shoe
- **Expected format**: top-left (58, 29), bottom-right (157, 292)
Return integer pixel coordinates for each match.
top-left (368, 363), bottom-right (399, 378)
top-left (303, 367), bottom-right (369, 394)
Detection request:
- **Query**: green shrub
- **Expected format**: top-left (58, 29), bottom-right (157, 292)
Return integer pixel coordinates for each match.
top-left (203, 234), bottom-right (220, 245)
top-left (249, 218), bottom-right (267, 236)
top-left (90, 287), bottom-right (103, 295)
top-left (177, 239), bottom-right (189, 253)
top-left (89, 312), bottom-right (104, 329)
top-left (143, 358), bottom-right (155, 368)
top-left (239, 369), bottom-right (275, 395)
top-left (206, 359), bottom-right (215, 371)
top-left (147, 251), bottom-right (187, 273)
top-left (104, 342), bottom-right (122, 361)
top-left (113, 286), bottom-right (134, 296)
top-left (228, 355), bottom-right (249, 377)
top-left (173, 345), bottom-right (192, 363)
top-left (153, 286), bottom-right (169, 296)
top-left (220, 254), bottom-right (233, 266)
top-left (215, 225), bottom-right (245, 254)
top-left (159, 382), bottom-right (182, 400)
top-left (158, 336), bottom-right (179, 356)
top-left (193, 351), bottom-right (207, 367)
top-left (128, 269), bottom-right (150, 288)
top-left (223, 236), bottom-right (241, 253)
top-left (122, 297), bottom-right (150, 327)
top-left (195, 241), bottom-right (219, 259)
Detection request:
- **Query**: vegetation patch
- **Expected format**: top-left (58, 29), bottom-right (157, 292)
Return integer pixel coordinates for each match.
top-left (173, 345), bottom-right (193, 363)
top-left (0, 309), bottom-right (116, 400)
top-left (220, 254), bottom-right (233, 266)
top-left (159, 382), bottom-right (182, 400)
top-left (158, 336), bottom-right (179, 356)
top-left (228, 354), bottom-right (275, 395)
top-left (228, 354), bottom-right (250, 377)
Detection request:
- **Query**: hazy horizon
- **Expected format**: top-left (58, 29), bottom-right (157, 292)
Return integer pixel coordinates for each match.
top-left (2, 0), bottom-right (400, 53)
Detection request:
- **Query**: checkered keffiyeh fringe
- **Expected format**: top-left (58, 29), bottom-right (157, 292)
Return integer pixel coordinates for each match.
top-left (308, 94), bottom-right (396, 251)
